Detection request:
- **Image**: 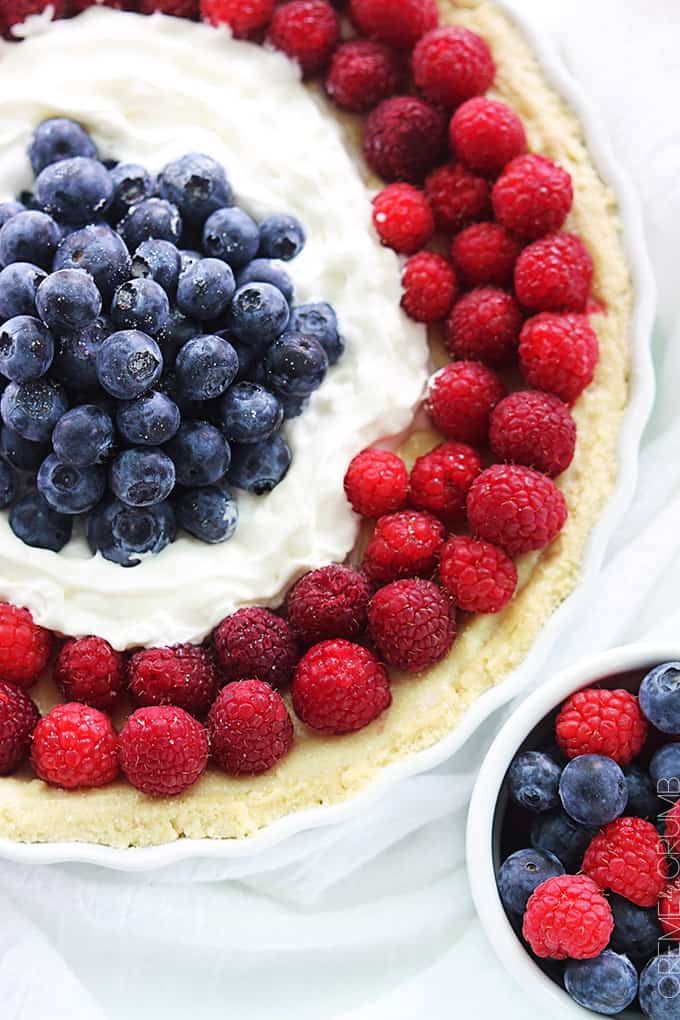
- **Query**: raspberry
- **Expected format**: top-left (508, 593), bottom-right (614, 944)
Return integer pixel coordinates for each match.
top-left (492, 154), bottom-right (573, 240)
top-left (127, 643), bottom-right (221, 716)
top-left (208, 679), bottom-right (294, 775)
top-left (292, 639), bottom-right (391, 734)
top-left (522, 875), bottom-right (613, 960)
top-left (368, 578), bottom-right (455, 672)
top-left (582, 817), bottom-right (668, 908)
top-left (0, 603), bottom-right (51, 689)
top-left (372, 183), bottom-right (434, 255)
top-left (666, 801), bottom-right (680, 856)
top-left (363, 96), bottom-right (447, 184)
top-left (489, 391), bottom-right (577, 477)
top-left (267, 0), bottom-right (339, 77)
top-left (67, 0), bottom-right (131, 12)
top-left (4, 0), bottom-right (65, 34)
top-left (439, 535), bottom-right (517, 613)
top-left (54, 636), bottom-right (126, 711)
top-left (660, 878), bottom-right (680, 941)
top-left (424, 162), bottom-right (491, 234)
top-left (401, 252), bottom-right (458, 323)
top-left (556, 688), bottom-right (648, 765)
top-left (427, 361), bottom-right (505, 445)
top-left (344, 447), bottom-right (409, 517)
top-left (445, 286), bottom-right (522, 365)
top-left (142, 0), bottom-right (198, 16)
top-left (362, 510), bottom-right (445, 583)
top-left (514, 232), bottom-right (593, 312)
top-left (409, 441), bottom-right (481, 523)
top-left (467, 464), bottom-right (568, 555)
top-left (519, 312), bottom-right (599, 404)
top-left (287, 564), bottom-right (371, 645)
top-left (213, 607), bottom-right (298, 688)
top-left (449, 97), bottom-right (527, 178)
top-left (348, 0), bottom-right (438, 50)
top-left (450, 222), bottom-right (522, 288)
top-left (118, 706), bottom-right (208, 796)
top-left (201, 0), bottom-right (272, 34)
top-left (31, 703), bottom-right (119, 790)
top-left (0, 681), bottom-right (39, 775)
top-left (412, 26), bottom-right (495, 109)
top-left (325, 39), bottom-right (402, 113)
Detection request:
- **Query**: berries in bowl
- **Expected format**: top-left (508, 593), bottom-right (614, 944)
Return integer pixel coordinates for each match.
top-left (467, 647), bottom-right (680, 1019)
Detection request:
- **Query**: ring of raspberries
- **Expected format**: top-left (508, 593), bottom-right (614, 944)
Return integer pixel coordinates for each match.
top-left (0, 0), bottom-right (603, 801)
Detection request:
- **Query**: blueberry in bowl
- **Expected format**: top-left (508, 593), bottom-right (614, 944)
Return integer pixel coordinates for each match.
top-left (467, 648), bottom-right (680, 1018)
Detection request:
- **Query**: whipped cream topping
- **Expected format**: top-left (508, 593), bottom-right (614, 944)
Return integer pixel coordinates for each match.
top-left (0, 9), bottom-right (428, 649)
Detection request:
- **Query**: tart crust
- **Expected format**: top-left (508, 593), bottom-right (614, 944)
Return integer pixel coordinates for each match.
top-left (0, 0), bottom-right (632, 847)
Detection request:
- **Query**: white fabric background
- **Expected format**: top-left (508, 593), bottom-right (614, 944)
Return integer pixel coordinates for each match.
top-left (3, 2), bottom-right (680, 1017)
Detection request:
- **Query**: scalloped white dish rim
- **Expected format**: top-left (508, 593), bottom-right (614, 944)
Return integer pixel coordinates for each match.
top-left (0, 1), bottom-right (656, 869)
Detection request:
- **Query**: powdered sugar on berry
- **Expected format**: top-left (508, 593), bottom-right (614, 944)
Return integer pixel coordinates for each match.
top-left (0, 9), bottom-right (428, 648)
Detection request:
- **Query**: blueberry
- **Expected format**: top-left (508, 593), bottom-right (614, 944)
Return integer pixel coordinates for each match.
top-left (289, 302), bottom-right (345, 365)
top-left (175, 486), bottom-right (239, 544)
top-left (51, 316), bottom-right (111, 392)
top-left (0, 316), bottom-right (54, 382)
top-left (264, 331), bottom-right (328, 397)
top-left (0, 425), bottom-right (48, 471)
top-left (0, 211), bottom-right (60, 269)
top-left (507, 751), bottom-right (561, 813)
top-left (96, 330), bottom-right (163, 400)
top-left (237, 258), bottom-right (294, 304)
top-left (258, 214), bottom-right (305, 261)
top-left (109, 163), bottom-right (155, 221)
top-left (531, 810), bottom-right (597, 871)
top-left (559, 754), bottom-right (628, 826)
top-left (110, 448), bottom-right (176, 507)
top-left (35, 268), bottom-right (102, 333)
top-left (625, 764), bottom-right (660, 820)
top-left (10, 489), bottom-right (72, 551)
top-left (564, 950), bottom-right (638, 1016)
top-left (52, 405), bottom-right (115, 466)
top-left (640, 951), bottom-right (680, 1020)
top-left (166, 421), bottom-right (230, 487)
top-left (53, 223), bottom-right (131, 301)
top-left (280, 394), bottom-right (309, 420)
top-left (116, 391), bottom-right (180, 446)
top-left (228, 282), bottom-right (290, 350)
top-left (640, 662), bottom-right (680, 734)
top-left (202, 207), bottom-right (259, 269)
top-left (37, 453), bottom-right (105, 514)
top-left (111, 278), bottom-right (170, 336)
top-left (179, 249), bottom-right (202, 273)
top-left (497, 847), bottom-right (564, 915)
top-left (87, 496), bottom-right (175, 567)
top-left (650, 744), bottom-right (680, 802)
top-left (131, 239), bottom-right (181, 294)
top-left (609, 894), bottom-right (663, 963)
top-left (228, 434), bottom-right (291, 494)
top-left (35, 157), bottom-right (113, 225)
top-left (216, 382), bottom-right (283, 444)
top-left (156, 370), bottom-right (209, 419)
top-left (0, 459), bottom-right (16, 508)
top-left (174, 334), bottom-right (238, 401)
top-left (176, 257), bottom-right (235, 321)
top-left (118, 198), bottom-right (182, 251)
top-left (0, 262), bottom-right (46, 320)
top-left (0, 201), bottom-right (25, 229)
top-left (155, 308), bottom-right (199, 367)
top-left (29, 118), bottom-right (97, 175)
top-left (0, 379), bottom-right (68, 441)
top-left (157, 153), bottom-right (233, 226)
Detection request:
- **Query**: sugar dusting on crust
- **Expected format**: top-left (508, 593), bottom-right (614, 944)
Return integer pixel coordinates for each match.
top-left (0, 0), bottom-right (632, 847)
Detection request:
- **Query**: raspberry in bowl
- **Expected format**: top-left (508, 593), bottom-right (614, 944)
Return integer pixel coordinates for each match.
top-left (467, 647), bottom-right (680, 1019)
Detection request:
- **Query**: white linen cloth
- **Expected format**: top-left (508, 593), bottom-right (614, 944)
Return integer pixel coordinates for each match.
top-left (3, 2), bottom-right (680, 1017)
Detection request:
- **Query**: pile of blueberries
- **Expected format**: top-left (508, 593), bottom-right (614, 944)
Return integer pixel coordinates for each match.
top-left (0, 118), bottom-right (344, 566)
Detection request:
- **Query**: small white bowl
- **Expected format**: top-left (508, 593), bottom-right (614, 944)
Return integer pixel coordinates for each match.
top-left (466, 642), bottom-right (680, 1019)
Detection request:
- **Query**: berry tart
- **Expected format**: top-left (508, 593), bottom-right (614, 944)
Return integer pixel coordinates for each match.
top-left (0, 0), bottom-right (636, 847)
